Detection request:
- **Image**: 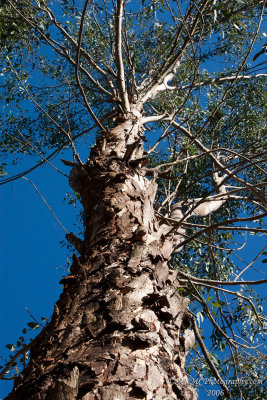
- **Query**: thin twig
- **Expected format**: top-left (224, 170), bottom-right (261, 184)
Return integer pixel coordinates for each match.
top-left (234, 246), bottom-right (267, 281)
top-left (22, 177), bottom-right (68, 234)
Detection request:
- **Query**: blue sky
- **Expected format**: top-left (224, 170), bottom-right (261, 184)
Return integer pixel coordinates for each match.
top-left (0, 152), bottom-right (77, 397)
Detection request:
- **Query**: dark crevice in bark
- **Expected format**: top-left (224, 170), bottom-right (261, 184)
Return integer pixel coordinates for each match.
top-left (172, 384), bottom-right (182, 397)
top-left (128, 385), bottom-right (147, 398)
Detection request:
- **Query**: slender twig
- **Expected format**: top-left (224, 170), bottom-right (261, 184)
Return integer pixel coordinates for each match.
top-left (7, 1), bottom-right (107, 97)
top-left (5, 55), bottom-right (72, 139)
top-left (25, 307), bottom-right (44, 328)
top-left (234, 246), bottom-right (267, 281)
top-left (173, 213), bottom-right (267, 250)
top-left (22, 177), bottom-right (68, 234)
top-left (0, 117), bottom-right (103, 186)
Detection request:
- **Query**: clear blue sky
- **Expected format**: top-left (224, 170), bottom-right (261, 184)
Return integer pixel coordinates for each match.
top-left (0, 151), bottom-right (78, 398)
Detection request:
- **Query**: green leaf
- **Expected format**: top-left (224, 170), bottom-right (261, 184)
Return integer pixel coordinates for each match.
top-left (6, 344), bottom-right (15, 351)
top-left (27, 322), bottom-right (39, 330)
top-left (212, 301), bottom-right (222, 308)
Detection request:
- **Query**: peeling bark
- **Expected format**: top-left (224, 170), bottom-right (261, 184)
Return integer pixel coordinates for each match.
top-left (6, 112), bottom-right (196, 400)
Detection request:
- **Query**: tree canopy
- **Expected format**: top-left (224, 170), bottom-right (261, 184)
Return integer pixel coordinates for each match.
top-left (0, 1), bottom-right (266, 399)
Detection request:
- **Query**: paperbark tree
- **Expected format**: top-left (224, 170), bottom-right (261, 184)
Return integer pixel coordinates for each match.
top-left (0, 1), bottom-right (266, 399)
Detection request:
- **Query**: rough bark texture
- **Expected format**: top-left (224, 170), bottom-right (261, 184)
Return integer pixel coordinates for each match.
top-left (6, 112), bottom-right (196, 400)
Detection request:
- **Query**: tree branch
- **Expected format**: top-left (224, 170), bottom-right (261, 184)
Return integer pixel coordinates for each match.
top-left (115, 0), bottom-right (130, 112)
top-left (189, 313), bottom-right (231, 398)
top-left (234, 246), bottom-right (267, 281)
top-left (176, 73), bottom-right (267, 91)
top-left (22, 177), bottom-right (68, 234)
top-left (177, 271), bottom-right (267, 286)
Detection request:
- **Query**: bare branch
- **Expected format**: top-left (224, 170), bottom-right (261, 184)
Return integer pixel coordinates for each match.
top-left (189, 313), bottom-right (231, 398)
top-left (177, 271), bottom-right (267, 286)
top-left (234, 246), bottom-right (267, 281)
top-left (5, 55), bottom-right (72, 139)
top-left (115, 0), bottom-right (130, 112)
top-left (141, 113), bottom-right (168, 124)
top-left (4, 131), bottom-right (67, 177)
top-left (176, 73), bottom-right (267, 91)
top-left (22, 177), bottom-right (68, 234)
top-left (174, 213), bottom-right (267, 250)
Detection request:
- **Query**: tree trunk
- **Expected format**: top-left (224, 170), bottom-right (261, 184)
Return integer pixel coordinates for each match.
top-left (6, 112), bottom-right (196, 400)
